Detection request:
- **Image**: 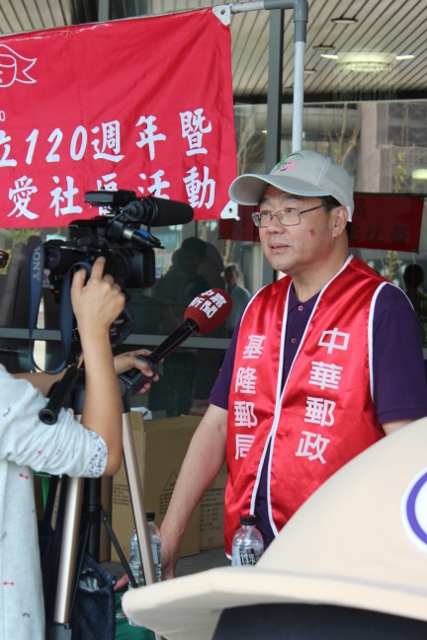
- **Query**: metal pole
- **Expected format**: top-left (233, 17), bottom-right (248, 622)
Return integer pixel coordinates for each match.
top-left (265, 9), bottom-right (284, 171)
top-left (230, 0), bottom-right (308, 153)
top-left (97, 0), bottom-right (110, 22)
top-left (230, 1), bottom-right (296, 13)
top-left (293, 40), bottom-right (305, 151)
top-left (291, 0), bottom-right (308, 150)
top-left (262, 8), bottom-right (284, 286)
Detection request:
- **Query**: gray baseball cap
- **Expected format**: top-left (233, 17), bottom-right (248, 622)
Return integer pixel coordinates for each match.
top-left (229, 150), bottom-right (354, 220)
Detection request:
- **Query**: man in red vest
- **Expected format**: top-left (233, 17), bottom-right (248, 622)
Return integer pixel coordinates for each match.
top-left (160, 150), bottom-right (427, 576)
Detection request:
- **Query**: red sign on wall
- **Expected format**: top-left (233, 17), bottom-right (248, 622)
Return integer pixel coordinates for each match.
top-left (219, 194), bottom-right (425, 253)
top-left (0, 9), bottom-right (237, 228)
top-left (350, 193), bottom-right (424, 252)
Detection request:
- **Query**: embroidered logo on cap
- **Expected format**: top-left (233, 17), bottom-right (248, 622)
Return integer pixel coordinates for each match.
top-left (401, 467), bottom-right (427, 553)
top-left (274, 152), bottom-right (303, 173)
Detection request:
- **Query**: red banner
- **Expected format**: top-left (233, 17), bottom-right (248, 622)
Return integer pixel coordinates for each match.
top-left (0, 9), bottom-right (237, 228)
top-left (350, 194), bottom-right (423, 252)
top-left (219, 194), bottom-right (424, 253)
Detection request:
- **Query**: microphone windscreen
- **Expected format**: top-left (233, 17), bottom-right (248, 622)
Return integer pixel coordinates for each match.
top-left (147, 197), bottom-right (194, 227)
top-left (184, 288), bottom-right (232, 334)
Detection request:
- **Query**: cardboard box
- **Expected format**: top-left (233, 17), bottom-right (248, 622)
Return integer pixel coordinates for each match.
top-left (111, 413), bottom-right (201, 563)
top-left (200, 463), bottom-right (227, 550)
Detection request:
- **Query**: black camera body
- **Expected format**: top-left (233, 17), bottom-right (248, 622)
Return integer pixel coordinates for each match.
top-left (44, 190), bottom-right (163, 301)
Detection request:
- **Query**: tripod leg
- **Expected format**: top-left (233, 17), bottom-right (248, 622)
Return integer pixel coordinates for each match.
top-left (101, 511), bottom-right (137, 588)
top-left (49, 476), bottom-right (84, 638)
top-left (122, 411), bottom-right (165, 640)
top-left (122, 411), bottom-right (157, 586)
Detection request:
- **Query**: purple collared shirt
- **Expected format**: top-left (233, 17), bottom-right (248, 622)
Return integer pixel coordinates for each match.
top-left (210, 282), bottom-right (427, 548)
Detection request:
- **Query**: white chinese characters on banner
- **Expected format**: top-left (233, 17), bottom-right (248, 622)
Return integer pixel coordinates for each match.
top-left (234, 401), bottom-right (257, 428)
top-left (304, 397), bottom-right (336, 427)
top-left (243, 334), bottom-right (266, 359)
top-left (233, 326), bottom-right (351, 466)
top-left (8, 176), bottom-right (38, 220)
top-left (91, 121), bottom-right (125, 163)
top-left (50, 176), bottom-right (82, 217)
top-left (296, 431), bottom-right (330, 464)
top-left (3, 108), bottom-right (217, 222)
top-left (295, 328), bottom-right (350, 464)
top-left (0, 130), bottom-right (17, 167)
top-left (232, 332), bottom-right (265, 459)
top-left (180, 108), bottom-right (212, 156)
top-left (0, 12), bottom-right (237, 227)
top-left (235, 434), bottom-right (255, 460)
top-left (235, 367), bottom-right (257, 395)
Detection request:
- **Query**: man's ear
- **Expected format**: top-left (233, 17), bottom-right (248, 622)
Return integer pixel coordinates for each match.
top-left (332, 206), bottom-right (349, 237)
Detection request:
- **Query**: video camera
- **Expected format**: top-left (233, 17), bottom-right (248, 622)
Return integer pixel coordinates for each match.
top-left (43, 190), bottom-right (194, 302)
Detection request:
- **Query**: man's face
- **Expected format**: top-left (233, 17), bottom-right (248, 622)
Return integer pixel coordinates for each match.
top-left (257, 186), bottom-right (340, 278)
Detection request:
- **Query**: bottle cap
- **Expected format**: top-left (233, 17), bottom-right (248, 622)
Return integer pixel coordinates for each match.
top-left (146, 511), bottom-right (155, 521)
top-left (240, 514), bottom-right (257, 526)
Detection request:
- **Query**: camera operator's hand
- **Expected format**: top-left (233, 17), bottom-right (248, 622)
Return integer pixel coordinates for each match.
top-left (71, 256), bottom-right (125, 334)
top-left (113, 349), bottom-right (159, 394)
top-left (70, 256), bottom-right (126, 475)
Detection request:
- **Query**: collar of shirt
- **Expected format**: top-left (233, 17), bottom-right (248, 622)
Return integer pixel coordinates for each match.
top-left (288, 283), bottom-right (319, 312)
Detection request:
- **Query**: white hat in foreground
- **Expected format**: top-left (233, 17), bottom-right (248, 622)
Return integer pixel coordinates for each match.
top-left (123, 418), bottom-right (427, 640)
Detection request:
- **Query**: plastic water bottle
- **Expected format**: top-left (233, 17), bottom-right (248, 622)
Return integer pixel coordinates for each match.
top-left (147, 511), bottom-right (162, 583)
top-left (231, 514), bottom-right (264, 566)
top-left (127, 527), bottom-right (145, 626)
top-left (128, 529), bottom-right (145, 589)
top-left (128, 511), bottom-right (162, 587)
top-left (127, 512), bottom-right (162, 625)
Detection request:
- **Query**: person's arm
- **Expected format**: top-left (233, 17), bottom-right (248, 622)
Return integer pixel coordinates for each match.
top-left (160, 404), bottom-right (227, 579)
top-left (70, 257), bottom-right (126, 475)
top-left (112, 349), bottom-right (158, 394)
top-left (374, 285), bottom-right (427, 430)
top-left (13, 348), bottom-right (157, 397)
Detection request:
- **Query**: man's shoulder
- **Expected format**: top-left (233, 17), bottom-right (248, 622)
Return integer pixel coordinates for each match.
top-left (376, 282), bottom-right (411, 307)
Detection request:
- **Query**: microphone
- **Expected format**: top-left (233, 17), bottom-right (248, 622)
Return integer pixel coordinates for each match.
top-left (119, 288), bottom-right (232, 395)
top-left (112, 198), bottom-right (194, 248)
top-left (84, 190), bottom-right (194, 228)
top-left (121, 197), bottom-right (194, 228)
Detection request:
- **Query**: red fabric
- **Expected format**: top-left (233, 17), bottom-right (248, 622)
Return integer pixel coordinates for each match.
top-left (224, 257), bottom-right (386, 554)
top-left (0, 9), bottom-right (236, 228)
top-left (350, 194), bottom-right (423, 252)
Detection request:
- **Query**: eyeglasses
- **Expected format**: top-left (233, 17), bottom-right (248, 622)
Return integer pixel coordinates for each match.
top-left (251, 205), bottom-right (325, 228)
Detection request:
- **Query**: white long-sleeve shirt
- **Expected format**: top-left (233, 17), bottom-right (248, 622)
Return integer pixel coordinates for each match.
top-left (0, 365), bottom-right (108, 640)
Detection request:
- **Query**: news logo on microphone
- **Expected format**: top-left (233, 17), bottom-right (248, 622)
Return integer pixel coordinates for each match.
top-left (184, 289), bottom-right (232, 332)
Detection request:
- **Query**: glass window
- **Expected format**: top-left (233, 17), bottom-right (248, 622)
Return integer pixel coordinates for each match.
top-left (2, 99), bottom-right (427, 409)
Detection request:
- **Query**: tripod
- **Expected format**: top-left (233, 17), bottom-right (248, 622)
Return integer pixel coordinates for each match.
top-left (44, 370), bottom-right (161, 640)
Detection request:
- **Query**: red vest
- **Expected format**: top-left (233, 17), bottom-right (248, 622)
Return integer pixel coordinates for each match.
top-left (225, 256), bottom-right (387, 554)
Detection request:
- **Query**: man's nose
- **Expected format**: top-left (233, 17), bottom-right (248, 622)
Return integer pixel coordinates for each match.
top-left (265, 212), bottom-right (285, 230)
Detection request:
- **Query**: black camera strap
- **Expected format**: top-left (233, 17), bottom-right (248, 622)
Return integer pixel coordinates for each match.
top-left (29, 244), bottom-right (90, 373)
top-left (29, 245), bottom-right (133, 374)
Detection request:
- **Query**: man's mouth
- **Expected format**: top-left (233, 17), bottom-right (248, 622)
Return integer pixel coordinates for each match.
top-left (269, 241), bottom-right (290, 251)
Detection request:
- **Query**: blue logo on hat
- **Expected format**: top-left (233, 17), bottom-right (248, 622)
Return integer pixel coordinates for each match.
top-left (401, 467), bottom-right (427, 553)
